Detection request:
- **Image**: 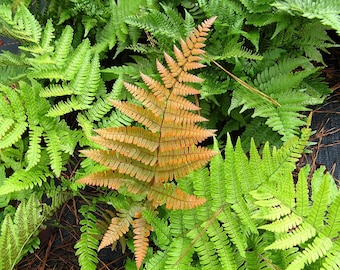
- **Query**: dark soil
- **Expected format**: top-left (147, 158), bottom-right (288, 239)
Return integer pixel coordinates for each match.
top-left (304, 30), bottom-right (340, 183)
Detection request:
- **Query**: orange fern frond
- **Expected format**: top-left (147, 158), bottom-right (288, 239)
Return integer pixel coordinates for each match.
top-left (77, 170), bottom-right (138, 190)
top-left (147, 183), bottom-right (206, 210)
top-left (79, 16), bottom-right (216, 210)
top-left (98, 204), bottom-right (141, 251)
top-left (157, 60), bottom-right (204, 85)
top-left (79, 16), bottom-right (217, 205)
top-left (78, 170), bottom-right (206, 210)
top-left (172, 81), bottom-right (201, 96)
top-left (89, 138), bottom-right (157, 165)
top-left (78, 17), bottom-right (216, 269)
top-left (140, 73), bottom-right (201, 110)
top-left (80, 149), bottom-right (155, 182)
top-left (110, 100), bottom-right (162, 133)
top-left (122, 82), bottom-right (165, 116)
top-left (133, 213), bottom-right (152, 270)
top-left (94, 126), bottom-right (159, 152)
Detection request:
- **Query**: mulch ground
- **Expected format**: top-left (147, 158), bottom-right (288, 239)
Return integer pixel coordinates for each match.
top-left (301, 31), bottom-right (340, 184)
top-left (9, 31), bottom-right (340, 270)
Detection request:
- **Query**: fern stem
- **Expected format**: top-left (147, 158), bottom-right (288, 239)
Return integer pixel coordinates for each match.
top-left (175, 204), bottom-right (225, 266)
top-left (11, 222), bottom-right (43, 270)
top-left (208, 57), bottom-right (281, 107)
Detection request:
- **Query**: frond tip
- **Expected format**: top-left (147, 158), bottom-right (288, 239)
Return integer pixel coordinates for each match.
top-left (133, 212), bottom-right (153, 270)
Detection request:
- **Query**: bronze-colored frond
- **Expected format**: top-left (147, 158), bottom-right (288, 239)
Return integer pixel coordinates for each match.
top-left (78, 18), bottom-right (217, 266)
top-left (133, 213), bottom-right (152, 270)
top-left (98, 204), bottom-right (141, 251)
top-left (95, 126), bottom-right (160, 152)
top-left (147, 183), bottom-right (207, 210)
top-left (110, 100), bottom-right (162, 133)
top-left (80, 15), bottom-right (217, 193)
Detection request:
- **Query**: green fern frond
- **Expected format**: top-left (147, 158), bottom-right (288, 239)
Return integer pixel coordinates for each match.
top-left (63, 39), bottom-right (91, 80)
top-left (0, 122), bottom-right (27, 150)
top-left (273, 0), bottom-right (340, 35)
top-left (287, 235), bottom-right (333, 270)
top-left (222, 44), bottom-right (263, 60)
top-left (250, 163), bottom-right (340, 269)
top-left (46, 51), bottom-right (100, 115)
top-left (0, 118), bottom-right (14, 140)
top-left (46, 97), bottom-right (87, 117)
top-left (0, 3), bottom-right (42, 43)
top-left (0, 5), bottom-right (102, 121)
top-left (30, 35), bottom-right (102, 117)
top-left (186, 227), bottom-right (220, 268)
top-left (0, 78), bottom-right (77, 182)
top-left (244, 233), bottom-right (275, 270)
top-left (217, 206), bottom-right (248, 258)
top-left (45, 130), bottom-right (63, 175)
top-left (0, 194), bottom-right (44, 270)
top-left (25, 126), bottom-right (43, 170)
top-left (142, 209), bottom-right (171, 249)
top-left (39, 19), bottom-right (55, 52)
top-left (101, 65), bottom-right (141, 81)
top-left (95, 0), bottom-right (147, 51)
top-left (39, 83), bottom-right (75, 97)
top-left (52, 26), bottom-right (74, 69)
top-left (126, 3), bottom-right (191, 50)
top-left (295, 165), bottom-right (310, 217)
top-left (75, 204), bottom-right (100, 270)
top-left (0, 64), bottom-right (28, 85)
top-left (20, 19), bottom-right (55, 54)
top-left (0, 4), bottom-right (12, 27)
top-left (204, 219), bottom-right (237, 269)
top-left (311, 166), bottom-right (339, 203)
top-left (144, 249), bottom-right (168, 270)
top-left (43, 183), bottom-right (74, 215)
top-left (197, 0), bottom-right (262, 51)
top-left (224, 136), bottom-right (258, 232)
top-left (324, 193), bottom-right (340, 239)
top-left (229, 57), bottom-right (324, 141)
top-left (164, 238), bottom-right (194, 270)
top-left (76, 53), bottom-right (100, 105)
top-left (81, 75), bottom-right (129, 126)
top-left (126, 9), bottom-right (181, 42)
top-left (241, 117), bottom-right (283, 149)
top-left (0, 166), bottom-right (49, 196)
top-left (322, 244), bottom-right (340, 270)
top-left (0, 84), bottom-right (26, 121)
top-left (159, 124), bottom-right (313, 268)
top-left (207, 141), bottom-right (226, 209)
top-left (239, 0), bottom-right (274, 13)
top-left (307, 173), bottom-right (331, 230)
top-left (253, 57), bottom-right (317, 94)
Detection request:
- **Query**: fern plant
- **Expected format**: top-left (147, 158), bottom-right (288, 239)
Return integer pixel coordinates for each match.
top-left (142, 119), bottom-right (339, 269)
top-left (273, 0), bottom-right (340, 35)
top-left (0, 1), bottom-right (338, 269)
top-left (123, 0), bottom-right (335, 148)
top-left (228, 56), bottom-right (325, 141)
top-left (126, 2), bottom-right (196, 51)
top-left (0, 3), bottom-right (128, 190)
top-left (74, 203), bottom-right (101, 270)
top-left (0, 188), bottom-right (73, 270)
top-left (77, 17), bottom-right (217, 269)
top-left (0, 194), bottom-right (44, 270)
